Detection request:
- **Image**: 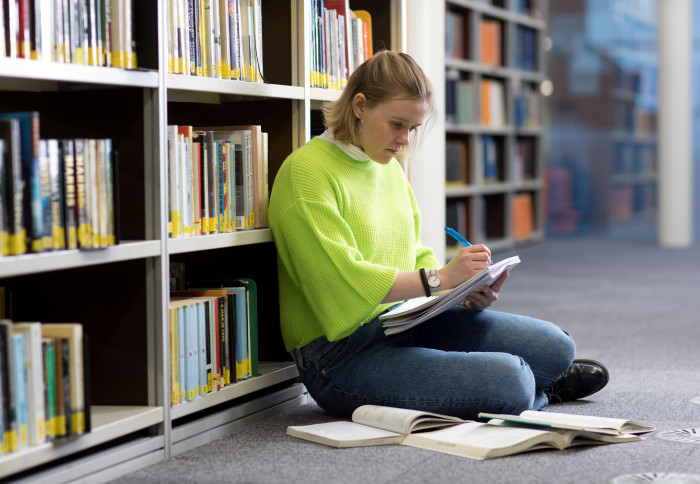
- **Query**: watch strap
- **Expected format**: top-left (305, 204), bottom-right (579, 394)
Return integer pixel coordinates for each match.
top-left (419, 268), bottom-right (431, 297)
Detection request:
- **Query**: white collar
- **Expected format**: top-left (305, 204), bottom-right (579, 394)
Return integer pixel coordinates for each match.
top-left (319, 129), bottom-right (371, 162)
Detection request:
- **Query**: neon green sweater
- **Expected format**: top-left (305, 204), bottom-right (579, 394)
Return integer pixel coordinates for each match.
top-left (269, 136), bottom-right (440, 351)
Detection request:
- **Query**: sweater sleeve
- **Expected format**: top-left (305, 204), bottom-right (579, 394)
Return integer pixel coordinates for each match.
top-left (275, 197), bottom-right (398, 340)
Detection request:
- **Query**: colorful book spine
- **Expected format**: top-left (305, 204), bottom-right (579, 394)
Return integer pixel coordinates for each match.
top-left (12, 334), bottom-right (28, 449)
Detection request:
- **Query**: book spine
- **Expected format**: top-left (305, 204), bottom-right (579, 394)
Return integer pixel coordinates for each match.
top-left (12, 334), bottom-right (28, 449)
top-left (61, 140), bottom-right (78, 249)
top-left (177, 306), bottom-right (186, 402)
top-left (74, 139), bottom-right (88, 247)
top-left (234, 142), bottom-right (244, 230)
top-left (203, 300), bottom-right (212, 392)
top-left (48, 140), bottom-right (65, 250)
top-left (208, 300), bottom-right (219, 391)
top-left (169, 308), bottom-right (180, 405)
top-left (197, 302), bottom-right (208, 395)
top-left (0, 321), bottom-right (19, 452)
top-left (205, 132), bottom-right (217, 232)
top-left (41, 338), bottom-right (56, 440)
top-left (167, 126), bottom-right (181, 237)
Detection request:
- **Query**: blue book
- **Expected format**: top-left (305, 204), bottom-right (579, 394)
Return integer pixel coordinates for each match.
top-left (12, 334), bottom-right (28, 449)
top-left (178, 306), bottom-right (186, 403)
top-left (0, 112), bottom-right (42, 252)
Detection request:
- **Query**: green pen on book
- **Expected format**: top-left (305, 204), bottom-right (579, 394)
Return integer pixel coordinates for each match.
top-left (444, 227), bottom-right (471, 247)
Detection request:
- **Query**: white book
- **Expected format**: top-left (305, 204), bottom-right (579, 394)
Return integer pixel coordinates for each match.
top-left (287, 405), bottom-right (651, 460)
top-left (380, 255), bottom-right (521, 335)
top-left (478, 410), bottom-right (655, 436)
top-left (167, 126), bottom-right (182, 237)
top-left (13, 323), bottom-right (46, 445)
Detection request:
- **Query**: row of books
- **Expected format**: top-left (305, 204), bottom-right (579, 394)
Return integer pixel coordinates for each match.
top-left (612, 142), bottom-right (656, 176)
top-left (445, 11), bottom-right (539, 71)
top-left (445, 139), bottom-right (468, 186)
top-left (445, 7), bottom-right (466, 60)
top-left (166, 0), bottom-right (263, 82)
top-left (447, 193), bottom-right (535, 245)
top-left (446, 136), bottom-right (536, 187)
top-left (446, 76), bottom-right (506, 127)
top-left (167, 124), bottom-right (268, 238)
top-left (0, 0), bottom-right (137, 69)
top-left (0, 321), bottom-right (88, 455)
top-left (447, 76), bottom-right (539, 128)
top-left (169, 279), bottom-right (258, 405)
top-left (609, 183), bottom-right (656, 221)
top-left (445, 70), bottom-right (475, 125)
top-left (514, 81), bottom-right (539, 128)
top-left (310, 1), bottom-right (372, 90)
top-left (0, 112), bottom-right (119, 257)
top-left (446, 198), bottom-right (469, 248)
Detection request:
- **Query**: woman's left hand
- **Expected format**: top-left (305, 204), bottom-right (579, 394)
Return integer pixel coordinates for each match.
top-left (463, 271), bottom-right (509, 311)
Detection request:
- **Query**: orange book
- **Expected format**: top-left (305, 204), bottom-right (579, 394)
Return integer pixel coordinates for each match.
top-left (481, 20), bottom-right (502, 67)
top-left (512, 193), bottom-right (534, 241)
top-left (480, 80), bottom-right (491, 126)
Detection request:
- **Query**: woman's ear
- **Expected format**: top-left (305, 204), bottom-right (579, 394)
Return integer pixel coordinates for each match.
top-left (352, 93), bottom-right (366, 119)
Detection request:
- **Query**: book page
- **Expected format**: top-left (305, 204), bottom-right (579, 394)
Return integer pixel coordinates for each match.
top-left (352, 405), bottom-right (442, 434)
top-left (517, 411), bottom-right (655, 434)
top-left (402, 422), bottom-right (566, 460)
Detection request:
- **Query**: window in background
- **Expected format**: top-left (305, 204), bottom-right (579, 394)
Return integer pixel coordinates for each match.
top-left (544, 0), bottom-right (659, 238)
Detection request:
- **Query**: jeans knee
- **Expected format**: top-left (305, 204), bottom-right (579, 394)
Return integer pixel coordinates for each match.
top-left (486, 356), bottom-right (536, 413)
top-left (556, 329), bottom-right (577, 370)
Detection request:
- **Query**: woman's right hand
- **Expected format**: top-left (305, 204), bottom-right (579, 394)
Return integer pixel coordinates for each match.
top-left (438, 244), bottom-right (492, 290)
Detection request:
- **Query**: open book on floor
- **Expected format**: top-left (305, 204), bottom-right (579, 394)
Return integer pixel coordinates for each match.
top-left (287, 405), bottom-right (652, 460)
top-left (286, 405), bottom-right (467, 448)
top-left (477, 410), bottom-right (655, 436)
top-left (380, 255), bottom-right (521, 335)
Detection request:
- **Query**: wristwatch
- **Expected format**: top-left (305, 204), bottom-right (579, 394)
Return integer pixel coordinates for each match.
top-left (427, 269), bottom-right (441, 294)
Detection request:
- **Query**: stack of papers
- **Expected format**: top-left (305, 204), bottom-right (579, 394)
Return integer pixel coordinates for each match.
top-left (380, 256), bottom-right (521, 335)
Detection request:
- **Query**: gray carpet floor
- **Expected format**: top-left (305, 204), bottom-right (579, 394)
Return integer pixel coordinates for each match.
top-left (116, 237), bottom-right (700, 484)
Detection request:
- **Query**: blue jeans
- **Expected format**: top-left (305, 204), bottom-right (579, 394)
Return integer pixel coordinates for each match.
top-left (293, 306), bottom-right (576, 419)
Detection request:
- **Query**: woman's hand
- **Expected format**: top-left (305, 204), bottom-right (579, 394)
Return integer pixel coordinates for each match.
top-left (438, 244), bottom-right (492, 290)
top-left (464, 271), bottom-right (509, 311)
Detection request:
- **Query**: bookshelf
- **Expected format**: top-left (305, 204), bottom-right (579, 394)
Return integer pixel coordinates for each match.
top-left (443, 0), bottom-right (547, 255)
top-left (0, 1), bottom-right (403, 481)
top-left (546, 0), bottom-right (658, 234)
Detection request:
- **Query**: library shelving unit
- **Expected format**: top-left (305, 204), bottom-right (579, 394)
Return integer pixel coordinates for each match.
top-left (443, 0), bottom-right (548, 255)
top-left (0, 1), bottom-right (403, 482)
top-left (546, 0), bottom-right (658, 234)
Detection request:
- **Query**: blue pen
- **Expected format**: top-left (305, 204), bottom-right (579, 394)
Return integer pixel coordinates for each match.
top-left (444, 227), bottom-right (471, 247)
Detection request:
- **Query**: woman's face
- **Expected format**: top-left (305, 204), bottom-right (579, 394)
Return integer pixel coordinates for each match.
top-left (352, 94), bottom-right (429, 164)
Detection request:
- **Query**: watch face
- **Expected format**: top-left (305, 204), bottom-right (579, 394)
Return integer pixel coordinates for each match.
top-left (428, 275), bottom-right (440, 287)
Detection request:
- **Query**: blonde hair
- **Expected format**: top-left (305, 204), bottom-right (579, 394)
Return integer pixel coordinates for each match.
top-left (323, 51), bottom-right (435, 153)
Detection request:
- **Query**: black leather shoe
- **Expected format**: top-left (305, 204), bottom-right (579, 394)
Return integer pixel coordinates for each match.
top-left (545, 359), bottom-right (609, 403)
